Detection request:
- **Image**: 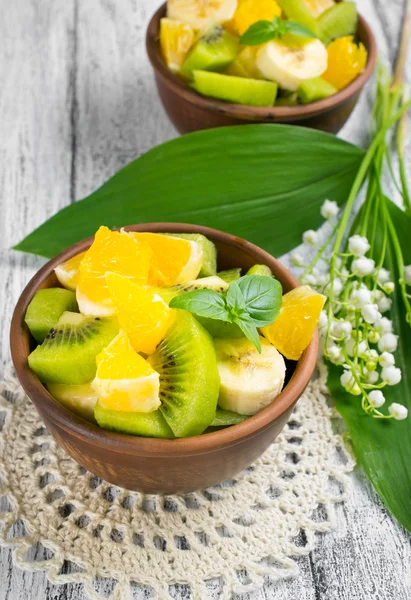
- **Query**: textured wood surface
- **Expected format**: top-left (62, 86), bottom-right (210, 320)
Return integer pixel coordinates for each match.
top-left (1, 0), bottom-right (411, 598)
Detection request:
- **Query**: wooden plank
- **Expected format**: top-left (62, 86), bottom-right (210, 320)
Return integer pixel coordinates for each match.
top-left (0, 0), bottom-right (75, 597)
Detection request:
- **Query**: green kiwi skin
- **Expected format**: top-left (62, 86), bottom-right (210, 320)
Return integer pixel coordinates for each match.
top-left (298, 77), bottom-right (337, 104)
top-left (181, 26), bottom-right (239, 79)
top-left (94, 402), bottom-right (174, 439)
top-left (246, 264), bottom-right (273, 277)
top-left (165, 233), bottom-right (217, 277)
top-left (25, 288), bottom-right (78, 343)
top-left (28, 313), bottom-right (119, 385)
top-left (211, 408), bottom-right (248, 427)
top-left (218, 268), bottom-right (242, 283)
top-left (148, 311), bottom-right (220, 438)
top-left (192, 70), bottom-right (278, 107)
top-left (317, 2), bottom-right (358, 46)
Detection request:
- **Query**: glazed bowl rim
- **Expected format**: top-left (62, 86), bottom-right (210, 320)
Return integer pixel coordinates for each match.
top-left (10, 223), bottom-right (318, 458)
top-left (146, 2), bottom-right (377, 121)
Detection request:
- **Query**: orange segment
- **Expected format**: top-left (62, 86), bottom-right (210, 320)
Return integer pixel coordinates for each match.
top-left (323, 36), bottom-right (367, 91)
top-left (262, 286), bottom-right (326, 360)
top-left (160, 18), bottom-right (196, 72)
top-left (92, 331), bottom-right (160, 413)
top-left (231, 0), bottom-right (282, 36)
top-left (55, 251), bottom-right (87, 291)
top-left (106, 272), bottom-right (175, 355)
top-left (77, 227), bottom-right (152, 317)
top-left (132, 232), bottom-right (203, 287)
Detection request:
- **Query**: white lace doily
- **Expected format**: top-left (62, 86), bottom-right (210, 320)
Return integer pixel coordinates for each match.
top-left (0, 364), bottom-right (354, 600)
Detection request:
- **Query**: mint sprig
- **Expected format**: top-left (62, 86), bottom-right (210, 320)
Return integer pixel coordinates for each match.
top-left (240, 16), bottom-right (318, 47)
top-left (169, 275), bottom-right (283, 353)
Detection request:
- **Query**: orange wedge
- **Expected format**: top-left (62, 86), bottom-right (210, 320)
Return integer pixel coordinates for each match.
top-left (231, 0), bottom-right (282, 36)
top-left (55, 251), bottom-right (87, 291)
top-left (262, 286), bottom-right (326, 360)
top-left (160, 18), bottom-right (196, 72)
top-left (106, 272), bottom-right (175, 355)
top-left (76, 227), bottom-right (152, 317)
top-left (92, 332), bottom-right (160, 413)
top-left (132, 232), bottom-right (203, 287)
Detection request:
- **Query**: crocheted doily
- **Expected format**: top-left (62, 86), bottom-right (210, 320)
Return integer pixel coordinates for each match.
top-left (0, 364), bottom-right (354, 600)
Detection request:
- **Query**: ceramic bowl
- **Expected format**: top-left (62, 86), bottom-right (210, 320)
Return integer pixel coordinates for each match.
top-left (11, 223), bottom-right (318, 494)
top-left (146, 3), bottom-right (377, 134)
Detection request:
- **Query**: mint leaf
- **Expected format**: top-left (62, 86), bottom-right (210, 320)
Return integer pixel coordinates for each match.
top-left (237, 275), bottom-right (282, 326)
top-left (169, 290), bottom-right (231, 322)
top-left (286, 21), bottom-right (318, 39)
top-left (226, 280), bottom-right (246, 314)
top-left (240, 20), bottom-right (277, 45)
top-left (235, 315), bottom-right (262, 353)
top-left (240, 16), bottom-right (317, 46)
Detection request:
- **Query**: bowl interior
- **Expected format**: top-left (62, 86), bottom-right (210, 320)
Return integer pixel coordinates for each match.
top-left (11, 223), bottom-right (318, 455)
top-left (146, 2), bottom-right (377, 120)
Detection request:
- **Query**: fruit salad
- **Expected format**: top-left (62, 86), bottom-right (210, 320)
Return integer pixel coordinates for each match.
top-left (25, 227), bottom-right (325, 439)
top-left (159, 0), bottom-right (367, 107)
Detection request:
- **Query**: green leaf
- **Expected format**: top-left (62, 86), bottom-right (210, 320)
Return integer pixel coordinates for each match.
top-left (286, 20), bottom-right (318, 39)
top-left (14, 125), bottom-right (365, 259)
top-left (226, 280), bottom-right (246, 314)
top-left (240, 16), bottom-right (317, 46)
top-left (235, 314), bottom-right (262, 353)
top-left (237, 275), bottom-right (282, 326)
top-left (240, 20), bottom-right (277, 45)
top-left (169, 290), bottom-right (230, 321)
top-left (328, 202), bottom-right (411, 532)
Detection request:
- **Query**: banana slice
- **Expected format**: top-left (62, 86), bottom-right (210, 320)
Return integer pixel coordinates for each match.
top-left (214, 337), bottom-right (286, 416)
top-left (168, 0), bottom-right (238, 31)
top-left (256, 38), bottom-right (328, 91)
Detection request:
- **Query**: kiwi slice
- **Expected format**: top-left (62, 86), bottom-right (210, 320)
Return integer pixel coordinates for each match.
top-left (181, 25), bottom-right (239, 78)
top-left (211, 408), bottom-right (248, 427)
top-left (218, 268), bottom-right (242, 283)
top-left (165, 233), bottom-right (217, 277)
top-left (192, 70), bottom-right (278, 107)
top-left (196, 317), bottom-right (243, 340)
top-left (47, 382), bottom-right (97, 423)
top-left (25, 288), bottom-right (78, 343)
top-left (276, 0), bottom-right (318, 33)
top-left (157, 276), bottom-right (229, 303)
top-left (28, 312), bottom-right (119, 385)
top-left (298, 77), bottom-right (337, 103)
top-left (148, 311), bottom-right (220, 438)
top-left (94, 403), bottom-right (174, 439)
top-left (317, 2), bottom-right (358, 45)
top-left (246, 264), bottom-right (273, 277)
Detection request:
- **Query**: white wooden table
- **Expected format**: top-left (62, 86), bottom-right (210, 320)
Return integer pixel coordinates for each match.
top-left (1, 1), bottom-right (411, 598)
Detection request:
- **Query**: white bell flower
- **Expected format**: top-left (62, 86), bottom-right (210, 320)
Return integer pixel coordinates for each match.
top-left (378, 333), bottom-right (399, 353)
top-left (303, 230), bottom-right (318, 246)
top-left (348, 235), bottom-right (371, 257)
top-left (381, 366), bottom-right (402, 386)
top-left (350, 288), bottom-right (372, 309)
top-left (334, 321), bottom-right (352, 339)
top-left (378, 296), bottom-right (392, 313)
top-left (352, 257), bottom-right (375, 277)
top-left (383, 282), bottom-right (395, 294)
top-left (319, 310), bottom-right (328, 331)
top-left (302, 273), bottom-right (317, 286)
top-left (367, 370), bottom-right (379, 384)
top-left (362, 304), bottom-right (381, 324)
top-left (388, 403), bottom-right (408, 420)
top-left (369, 390), bottom-right (386, 408)
top-left (291, 251), bottom-right (304, 267)
top-left (380, 352), bottom-right (395, 368)
top-left (321, 200), bottom-right (339, 220)
top-left (375, 317), bottom-right (393, 334)
top-left (377, 268), bottom-right (391, 284)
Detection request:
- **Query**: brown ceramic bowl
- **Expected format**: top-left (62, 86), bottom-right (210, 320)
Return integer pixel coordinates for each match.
top-left (11, 224), bottom-right (318, 495)
top-left (147, 3), bottom-right (377, 134)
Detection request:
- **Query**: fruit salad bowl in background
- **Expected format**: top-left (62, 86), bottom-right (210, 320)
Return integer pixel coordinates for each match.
top-left (11, 224), bottom-right (318, 495)
top-left (146, 1), bottom-right (376, 134)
